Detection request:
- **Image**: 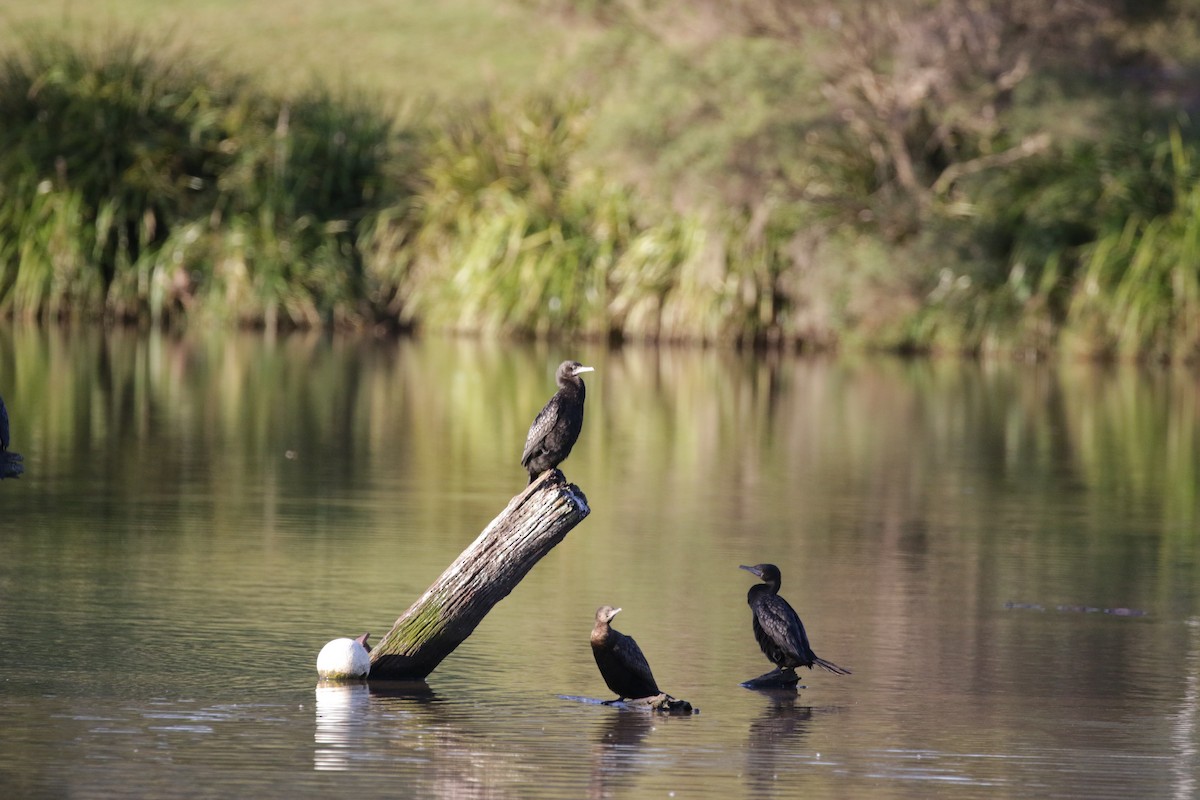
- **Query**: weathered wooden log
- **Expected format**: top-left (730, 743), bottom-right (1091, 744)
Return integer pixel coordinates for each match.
top-left (604, 693), bottom-right (697, 714)
top-left (369, 468), bottom-right (590, 680)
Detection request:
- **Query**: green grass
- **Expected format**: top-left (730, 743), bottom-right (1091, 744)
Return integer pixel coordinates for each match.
top-left (0, 34), bottom-right (406, 326)
top-left (1064, 129), bottom-right (1200, 361)
top-left (0, 0), bottom-right (580, 102)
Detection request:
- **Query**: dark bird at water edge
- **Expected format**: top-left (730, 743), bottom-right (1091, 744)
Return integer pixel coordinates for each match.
top-left (591, 606), bottom-right (662, 702)
top-left (0, 393), bottom-right (24, 480)
top-left (740, 563), bottom-right (851, 676)
top-left (521, 360), bottom-right (593, 484)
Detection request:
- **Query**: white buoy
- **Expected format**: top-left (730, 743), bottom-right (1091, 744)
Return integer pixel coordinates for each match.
top-left (316, 632), bottom-right (372, 680)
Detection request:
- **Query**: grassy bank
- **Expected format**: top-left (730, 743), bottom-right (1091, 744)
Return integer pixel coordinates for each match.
top-left (3, 2), bottom-right (1200, 360)
top-left (0, 0), bottom-right (571, 102)
top-left (0, 35), bottom-right (406, 326)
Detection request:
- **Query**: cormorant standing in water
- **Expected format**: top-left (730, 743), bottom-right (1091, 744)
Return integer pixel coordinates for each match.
top-left (0, 393), bottom-right (23, 480)
top-left (740, 564), bottom-right (851, 676)
top-left (521, 360), bottom-right (594, 483)
top-left (590, 606), bottom-right (662, 701)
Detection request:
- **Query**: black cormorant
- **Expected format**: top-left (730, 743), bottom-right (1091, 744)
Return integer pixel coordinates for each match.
top-left (590, 606), bottom-right (662, 701)
top-left (521, 360), bottom-right (593, 483)
top-left (0, 394), bottom-right (23, 480)
top-left (740, 563), bottom-right (851, 676)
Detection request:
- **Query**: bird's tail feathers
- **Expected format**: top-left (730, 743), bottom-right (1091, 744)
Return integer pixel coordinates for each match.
top-left (814, 656), bottom-right (851, 675)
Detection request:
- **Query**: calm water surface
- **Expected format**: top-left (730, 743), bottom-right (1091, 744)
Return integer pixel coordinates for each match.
top-left (0, 328), bottom-right (1197, 798)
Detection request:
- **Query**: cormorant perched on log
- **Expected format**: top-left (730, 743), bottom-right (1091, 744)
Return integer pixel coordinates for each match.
top-left (740, 564), bottom-right (851, 676)
top-left (590, 606), bottom-right (661, 701)
top-left (521, 360), bottom-right (594, 484)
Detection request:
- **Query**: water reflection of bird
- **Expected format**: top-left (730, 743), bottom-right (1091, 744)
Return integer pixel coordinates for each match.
top-left (745, 690), bottom-right (814, 795)
top-left (748, 689), bottom-right (813, 746)
top-left (588, 708), bottom-right (655, 800)
top-left (590, 606), bottom-right (661, 702)
top-left (740, 564), bottom-right (851, 676)
top-left (596, 705), bottom-right (655, 746)
top-left (522, 360), bottom-right (594, 484)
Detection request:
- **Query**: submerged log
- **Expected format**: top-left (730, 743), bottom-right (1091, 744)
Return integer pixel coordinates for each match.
top-left (369, 469), bottom-right (590, 680)
top-left (741, 667), bottom-right (803, 690)
top-left (604, 693), bottom-right (697, 714)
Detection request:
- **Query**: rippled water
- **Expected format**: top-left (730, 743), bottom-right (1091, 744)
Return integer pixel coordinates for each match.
top-left (0, 328), bottom-right (1197, 798)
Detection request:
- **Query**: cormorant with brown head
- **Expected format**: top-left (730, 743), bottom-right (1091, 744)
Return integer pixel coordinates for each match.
top-left (521, 360), bottom-right (594, 483)
top-left (740, 563), bottom-right (851, 676)
top-left (590, 605), bottom-right (662, 701)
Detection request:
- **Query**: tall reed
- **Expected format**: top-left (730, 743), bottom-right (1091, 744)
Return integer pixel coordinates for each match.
top-left (0, 34), bottom-right (399, 327)
top-left (1065, 129), bottom-right (1200, 361)
top-left (364, 96), bottom-right (812, 344)
top-left (6, 32), bottom-right (1200, 356)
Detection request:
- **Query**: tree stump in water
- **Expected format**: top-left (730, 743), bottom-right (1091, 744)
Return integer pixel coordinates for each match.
top-left (741, 667), bottom-right (802, 690)
top-left (369, 469), bottom-right (590, 680)
top-left (606, 693), bottom-right (696, 714)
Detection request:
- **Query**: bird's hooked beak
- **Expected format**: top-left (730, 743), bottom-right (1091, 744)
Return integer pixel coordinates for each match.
top-left (609, 606), bottom-right (622, 620)
top-left (739, 564), bottom-right (763, 578)
top-left (572, 365), bottom-right (595, 376)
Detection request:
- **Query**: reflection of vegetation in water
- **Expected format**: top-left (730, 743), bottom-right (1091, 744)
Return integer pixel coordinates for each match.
top-left (4, 329), bottom-right (1195, 525)
top-left (1, 330), bottom-right (1195, 792)
top-left (2, 330), bottom-right (1196, 713)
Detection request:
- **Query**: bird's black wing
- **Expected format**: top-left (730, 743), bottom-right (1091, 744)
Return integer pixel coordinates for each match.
top-left (755, 594), bottom-right (815, 664)
top-left (521, 395), bottom-right (562, 467)
top-left (611, 633), bottom-right (660, 696)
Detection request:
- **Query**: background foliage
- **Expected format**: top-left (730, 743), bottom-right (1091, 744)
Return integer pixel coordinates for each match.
top-left (3, 0), bottom-right (1200, 358)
